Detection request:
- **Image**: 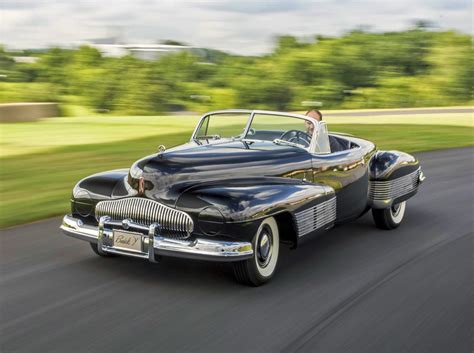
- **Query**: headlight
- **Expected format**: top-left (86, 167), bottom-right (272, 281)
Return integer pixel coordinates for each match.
top-left (198, 207), bottom-right (225, 236)
top-left (72, 185), bottom-right (93, 217)
top-left (73, 184), bottom-right (91, 200)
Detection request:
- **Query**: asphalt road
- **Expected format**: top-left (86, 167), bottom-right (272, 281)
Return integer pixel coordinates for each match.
top-left (1, 147), bottom-right (473, 353)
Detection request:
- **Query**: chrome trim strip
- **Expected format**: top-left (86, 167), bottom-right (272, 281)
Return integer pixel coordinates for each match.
top-left (295, 196), bottom-right (336, 237)
top-left (369, 168), bottom-right (422, 208)
top-left (369, 168), bottom-right (421, 202)
top-left (60, 215), bottom-right (253, 262)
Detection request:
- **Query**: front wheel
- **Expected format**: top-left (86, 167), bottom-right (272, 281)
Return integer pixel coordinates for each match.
top-left (372, 201), bottom-right (406, 230)
top-left (232, 217), bottom-right (280, 286)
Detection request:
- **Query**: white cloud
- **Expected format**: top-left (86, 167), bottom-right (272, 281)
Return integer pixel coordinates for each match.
top-left (0, 0), bottom-right (471, 54)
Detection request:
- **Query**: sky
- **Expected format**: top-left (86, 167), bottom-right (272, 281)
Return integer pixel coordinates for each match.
top-left (1, 0), bottom-right (472, 55)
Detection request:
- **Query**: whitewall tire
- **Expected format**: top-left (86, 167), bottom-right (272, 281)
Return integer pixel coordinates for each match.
top-left (372, 201), bottom-right (406, 230)
top-left (233, 217), bottom-right (280, 286)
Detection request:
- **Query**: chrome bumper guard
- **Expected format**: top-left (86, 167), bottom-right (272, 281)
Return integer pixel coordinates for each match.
top-left (60, 215), bottom-right (253, 262)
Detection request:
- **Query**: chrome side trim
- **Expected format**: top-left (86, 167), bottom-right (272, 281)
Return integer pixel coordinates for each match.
top-left (95, 198), bottom-right (194, 238)
top-left (369, 168), bottom-right (421, 208)
top-left (295, 196), bottom-right (336, 237)
top-left (60, 215), bottom-right (253, 262)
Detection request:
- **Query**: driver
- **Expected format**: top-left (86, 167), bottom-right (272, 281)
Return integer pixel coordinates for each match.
top-left (304, 120), bottom-right (315, 136)
top-left (304, 109), bottom-right (321, 135)
top-left (305, 109), bottom-right (344, 153)
top-left (305, 109), bottom-right (322, 122)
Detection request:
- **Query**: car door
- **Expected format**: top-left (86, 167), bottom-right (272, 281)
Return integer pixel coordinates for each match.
top-left (310, 124), bottom-right (370, 223)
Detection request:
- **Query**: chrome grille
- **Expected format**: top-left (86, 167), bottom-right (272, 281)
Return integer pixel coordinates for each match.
top-left (95, 198), bottom-right (194, 238)
top-left (295, 197), bottom-right (336, 237)
top-left (369, 168), bottom-right (420, 201)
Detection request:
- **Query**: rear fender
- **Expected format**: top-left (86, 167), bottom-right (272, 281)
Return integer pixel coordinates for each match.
top-left (369, 151), bottom-right (424, 209)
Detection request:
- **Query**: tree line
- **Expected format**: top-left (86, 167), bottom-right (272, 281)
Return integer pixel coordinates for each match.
top-left (0, 27), bottom-right (472, 114)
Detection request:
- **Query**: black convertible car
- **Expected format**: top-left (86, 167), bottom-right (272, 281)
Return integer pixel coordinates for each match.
top-left (61, 110), bottom-right (424, 285)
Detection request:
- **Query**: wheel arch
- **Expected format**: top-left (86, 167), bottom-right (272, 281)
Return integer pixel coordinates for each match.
top-left (274, 211), bottom-right (298, 248)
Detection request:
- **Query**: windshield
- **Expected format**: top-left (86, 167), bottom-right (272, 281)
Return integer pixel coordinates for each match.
top-left (194, 113), bottom-right (250, 140)
top-left (245, 113), bottom-right (315, 148)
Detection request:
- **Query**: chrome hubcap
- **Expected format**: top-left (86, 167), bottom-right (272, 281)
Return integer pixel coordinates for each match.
top-left (257, 227), bottom-right (273, 268)
top-left (260, 234), bottom-right (270, 258)
top-left (391, 203), bottom-right (401, 217)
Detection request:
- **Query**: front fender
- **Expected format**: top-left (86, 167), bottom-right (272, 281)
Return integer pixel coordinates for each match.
top-left (71, 169), bottom-right (136, 219)
top-left (176, 177), bottom-right (335, 242)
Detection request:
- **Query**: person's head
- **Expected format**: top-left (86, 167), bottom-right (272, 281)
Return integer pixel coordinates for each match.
top-left (304, 120), bottom-right (314, 135)
top-left (306, 109), bottom-right (323, 122)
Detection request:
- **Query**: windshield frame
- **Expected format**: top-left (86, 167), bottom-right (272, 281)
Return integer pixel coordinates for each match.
top-left (191, 110), bottom-right (319, 152)
top-left (191, 110), bottom-right (253, 142)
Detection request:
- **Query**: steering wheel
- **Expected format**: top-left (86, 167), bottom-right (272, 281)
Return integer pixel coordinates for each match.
top-left (279, 130), bottom-right (311, 147)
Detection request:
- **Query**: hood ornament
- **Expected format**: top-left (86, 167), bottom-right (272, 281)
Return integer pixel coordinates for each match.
top-left (158, 145), bottom-right (166, 153)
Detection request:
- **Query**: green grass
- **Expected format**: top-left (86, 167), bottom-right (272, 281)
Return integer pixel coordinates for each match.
top-left (331, 124), bottom-right (474, 152)
top-left (1, 111), bottom-right (472, 157)
top-left (323, 112), bottom-right (473, 127)
top-left (1, 111), bottom-right (473, 228)
top-left (0, 115), bottom-right (199, 157)
top-left (0, 132), bottom-right (191, 228)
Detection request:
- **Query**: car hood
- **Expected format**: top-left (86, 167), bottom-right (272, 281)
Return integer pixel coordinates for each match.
top-left (136, 140), bottom-right (309, 206)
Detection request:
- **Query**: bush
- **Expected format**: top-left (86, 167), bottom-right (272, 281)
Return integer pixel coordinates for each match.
top-left (0, 82), bottom-right (59, 103)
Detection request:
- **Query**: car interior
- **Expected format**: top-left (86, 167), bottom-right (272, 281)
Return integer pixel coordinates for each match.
top-left (247, 127), bottom-right (357, 153)
top-left (196, 113), bottom-right (358, 154)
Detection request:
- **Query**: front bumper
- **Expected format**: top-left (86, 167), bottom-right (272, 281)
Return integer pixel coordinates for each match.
top-left (60, 215), bottom-right (253, 262)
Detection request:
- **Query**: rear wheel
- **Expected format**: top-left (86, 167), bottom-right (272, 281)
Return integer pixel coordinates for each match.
top-left (233, 217), bottom-right (280, 286)
top-left (372, 201), bottom-right (406, 230)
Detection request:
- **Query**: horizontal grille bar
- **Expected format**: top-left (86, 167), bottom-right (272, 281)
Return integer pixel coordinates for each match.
top-left (95, 198), bottom-right (194, 238)
top-left (295, 197), bottom-right (336, 237)
top-left (369, 168), bottom-right (420, 201)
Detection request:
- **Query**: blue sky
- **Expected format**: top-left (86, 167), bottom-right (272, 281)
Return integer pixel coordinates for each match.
top-left (1, 0), bottom-right (472, 54)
